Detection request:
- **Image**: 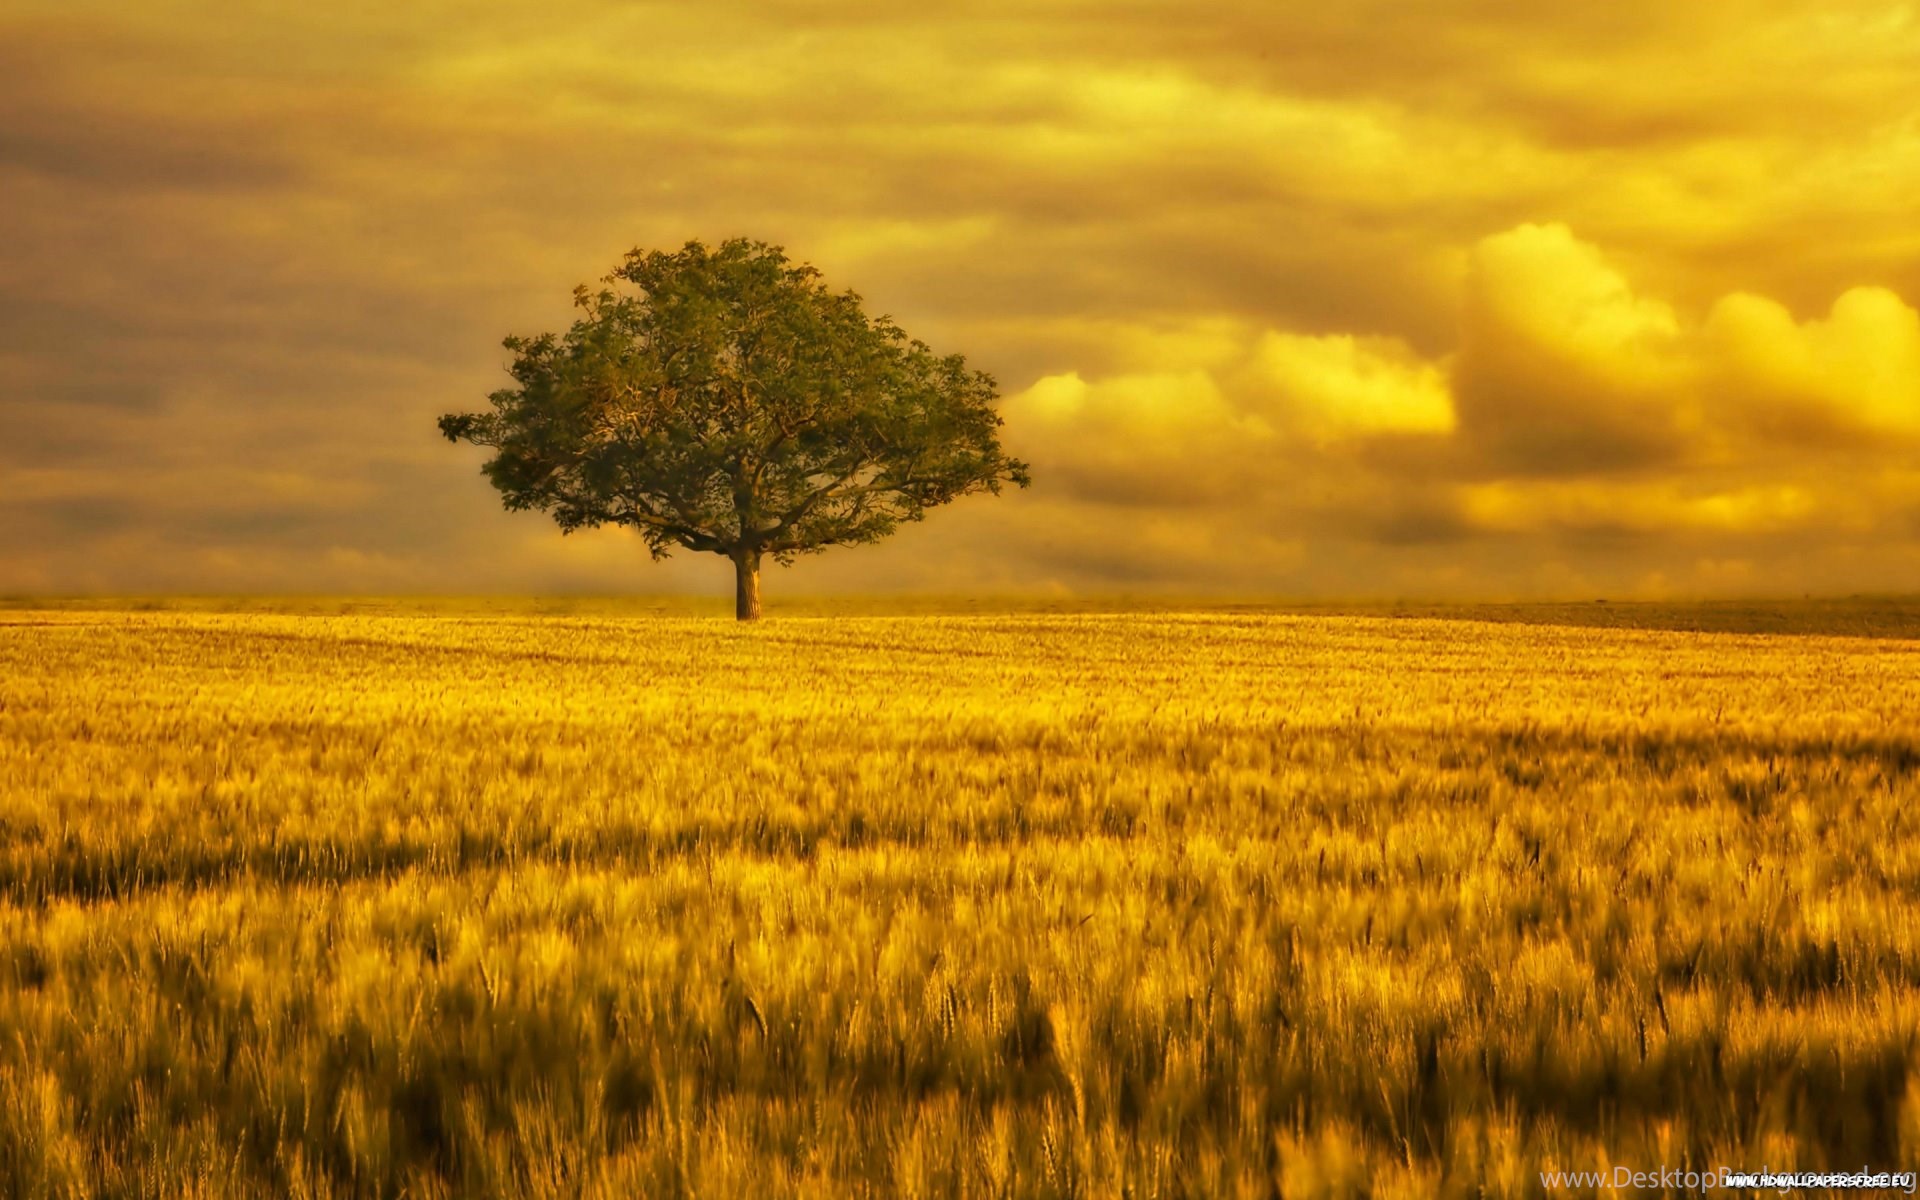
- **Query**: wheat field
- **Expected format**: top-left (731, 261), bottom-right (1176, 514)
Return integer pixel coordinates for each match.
top-left (4, 605), bottom-right (1920, 1197)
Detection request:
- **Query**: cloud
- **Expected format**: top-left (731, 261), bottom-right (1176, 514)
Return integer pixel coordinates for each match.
top-left (4, 1), bottom-right (1920, 598)
top-left (939, 222), bottom-right (1920, 595)
top-left (1448, 223), bottom-right (1697, 475)
top-left (1457, 481), bottom-right (1823, 538)
top-left (1233, 333), bottom-right (1456, 442)
top-left (1706, 287), bottom-right (1920, 440)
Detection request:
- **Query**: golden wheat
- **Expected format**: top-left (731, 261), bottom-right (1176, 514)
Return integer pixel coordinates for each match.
top-left (3, 607), bottom-right (1919, 1197)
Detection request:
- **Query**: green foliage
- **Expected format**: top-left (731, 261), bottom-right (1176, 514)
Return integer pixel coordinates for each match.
top-left (439, 239), bottom-right (1030, 569)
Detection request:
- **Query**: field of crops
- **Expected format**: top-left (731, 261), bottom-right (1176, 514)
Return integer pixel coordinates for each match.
top-left (5, 605), bottom-right (1920, 1197)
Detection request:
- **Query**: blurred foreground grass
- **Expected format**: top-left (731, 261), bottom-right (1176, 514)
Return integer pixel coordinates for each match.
top-left (4, 604), bottom-right (1920, 1196)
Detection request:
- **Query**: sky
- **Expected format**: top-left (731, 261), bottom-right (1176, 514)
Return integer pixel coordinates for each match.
top-left (5, 0), bottom-right (1920, 599)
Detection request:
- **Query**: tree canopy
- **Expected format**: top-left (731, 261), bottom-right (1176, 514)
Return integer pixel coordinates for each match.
top-left (439, 239), bottom-right (1030, 618)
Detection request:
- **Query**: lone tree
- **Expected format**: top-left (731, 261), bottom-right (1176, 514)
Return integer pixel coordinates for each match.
top-left (440, 238), bottom-right (1030, 619)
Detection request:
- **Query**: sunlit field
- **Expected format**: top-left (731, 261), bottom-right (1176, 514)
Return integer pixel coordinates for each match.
top-left (5, 603), bottom-right (1920, 1197)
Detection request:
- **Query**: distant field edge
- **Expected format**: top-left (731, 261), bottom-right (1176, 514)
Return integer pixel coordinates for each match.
top-left (7, 593), bottom-right (1920, 639)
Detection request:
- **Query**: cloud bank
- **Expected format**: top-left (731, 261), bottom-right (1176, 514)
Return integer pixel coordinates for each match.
top-left (4, 1), bottom-right (1919, 597)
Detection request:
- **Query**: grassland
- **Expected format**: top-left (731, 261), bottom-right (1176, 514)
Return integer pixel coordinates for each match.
top-left (4, 605), bottom-right (1920, 1196)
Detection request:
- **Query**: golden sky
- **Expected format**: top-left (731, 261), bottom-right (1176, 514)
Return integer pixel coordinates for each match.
top-left (6, 0), bottom-right (1920, 597)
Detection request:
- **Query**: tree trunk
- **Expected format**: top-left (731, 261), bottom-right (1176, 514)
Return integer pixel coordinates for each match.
top-left (733, 551), bottom-right (763, 621)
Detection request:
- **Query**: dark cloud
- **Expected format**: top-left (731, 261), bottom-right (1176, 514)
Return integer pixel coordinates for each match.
top-left (3, 0), bottom-right (1920, 598)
